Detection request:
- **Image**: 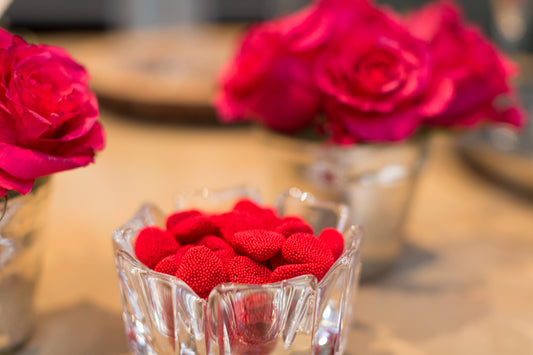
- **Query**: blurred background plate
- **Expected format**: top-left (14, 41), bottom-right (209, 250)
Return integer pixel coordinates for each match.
top-left (458, 81), bottom-right (533, 197)
top-left (58, 25), bottom-right (242, 123)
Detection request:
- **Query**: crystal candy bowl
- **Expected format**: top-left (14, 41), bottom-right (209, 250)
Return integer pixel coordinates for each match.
top-left (112, 187), bottom-right (363, 355)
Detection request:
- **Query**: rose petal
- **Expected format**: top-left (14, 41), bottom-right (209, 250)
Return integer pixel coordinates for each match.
top-left (0, 142), bottom-right (94, 180)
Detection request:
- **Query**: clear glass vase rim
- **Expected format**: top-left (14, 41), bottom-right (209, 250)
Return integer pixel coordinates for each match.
top-left (257, 127), bottom-right (429, 153)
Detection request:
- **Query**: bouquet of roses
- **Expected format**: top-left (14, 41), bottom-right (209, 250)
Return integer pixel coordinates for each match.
top-left (0, 28), bottom-right (105, 197)
top-left (215, 0), bottom-right (526, 144)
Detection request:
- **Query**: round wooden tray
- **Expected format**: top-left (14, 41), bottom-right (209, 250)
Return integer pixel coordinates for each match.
top-left (61, 25), bottom-right (243, 122)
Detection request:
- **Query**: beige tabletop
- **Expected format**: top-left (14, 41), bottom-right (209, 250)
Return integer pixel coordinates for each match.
top-left (7, 30), bottom-right (533, 355)
top-left (5, 110), bottom-right (531, 355)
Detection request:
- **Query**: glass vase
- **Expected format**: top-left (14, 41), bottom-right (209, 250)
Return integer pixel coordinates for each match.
top-left (260, 131), bottom-right (428, 280)
top-left (0, 176), bottom-right (52, 351)
top-left (112, 187), bottom-right (363, 355)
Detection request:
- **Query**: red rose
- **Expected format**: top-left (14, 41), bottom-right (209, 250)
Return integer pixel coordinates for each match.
top-left (215, 5), bottom-right (323, 133)
top-left (0, 29), bottom-right (105, 196)
top-left (277, 0), bottom-right (374, 52)
top-left (316, 6), bottom-right (453, 143)
top-left (0, 28), bottom-right (12, 49)
top-left (215, 0), bottom-right (376, 134)
top-left (406, 1), bottom-right (525, 128)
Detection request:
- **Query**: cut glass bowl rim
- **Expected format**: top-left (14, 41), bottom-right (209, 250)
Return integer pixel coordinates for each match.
top-left (112, 186), bottom-right (363, 303)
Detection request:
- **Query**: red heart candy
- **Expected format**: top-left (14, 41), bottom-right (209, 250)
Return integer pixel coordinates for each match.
top-left (232, 199), bottom-right (264, 215)
top-left (228, 256), bottom-right (272, 284)
top-left (154, 253), bottom-right (182, 276)
top-left (175, 246), bottom-right (228, 299)
top-left (275, 219), bottom-right (314, 238)
top-left (269, 263), bottom-right (329, 283)
top-left (282, 233), bottom-right (334, 268)
top-left (233, 199), bottom-right (281, 229)
top-left (166, 210), bottom-right (201, 232)
top-left (170, 215), bottom-right (220, 244)
top-left (231, 229), bottom-right (285, 262)
top-left (214, 248), bottom-right (240, 264)
top-left (210, 211), bottom-right (264, 242)
top-left (196, 235), bottom-right (232, 251)
top-left (175, 244), bottom-right (195, 258)
top-left (134, 226), bottom-right (180, 269)
top-left (318, 228), bottom-right (344, 260)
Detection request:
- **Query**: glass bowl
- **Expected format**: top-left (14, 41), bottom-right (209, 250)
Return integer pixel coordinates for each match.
top-left (112, 187), bottom-right (362, 355)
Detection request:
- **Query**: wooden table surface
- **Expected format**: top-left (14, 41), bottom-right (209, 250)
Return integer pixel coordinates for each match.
top-left (7, 31), bottom-right (533, 355)
top-left (6, 111), bottom-right (531, 355)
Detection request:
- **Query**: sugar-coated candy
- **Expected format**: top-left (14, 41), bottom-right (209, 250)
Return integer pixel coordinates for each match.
top-left (269, 263), bottom-right (328, 283)
top-left (133, 198), bottom-right (345, 298)
top-left (228, 256), bottom-right (272, 284)
top-left (154, 253), bottom-right (182, 275)
top-left (233, 199), bottom-right (281, 229)
top-left (211, 211), bottom-right (264, 242)
top-left (275, 219), bottom-right (314, 238)
top-left (232, 199), bottom-right (264, 215)
top-left (214, 248), bottom-right (241, 264)
top-left (197, 235), bottom-right (232, 251)
top-left (134, 226), bottom-right (180, 269)
top-left (175, 246), bottom-right (228, 299)
top-left (282, 233), bottom-right (334, 267)
top-left (231, 229), bottom-right (285, 262)
top-left (318, 228), bottom-right (344, 260)
top-left (170, 215), bottom-right (220, 244)
top-left (166, 210), bottom-right (201, 232)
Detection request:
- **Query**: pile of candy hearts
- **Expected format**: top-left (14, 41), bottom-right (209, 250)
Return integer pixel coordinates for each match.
top-left (134, 199), bottom-right (344, 299)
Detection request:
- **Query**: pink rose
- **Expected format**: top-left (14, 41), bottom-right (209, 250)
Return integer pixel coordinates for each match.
top-left (215, 0), bottom-right (375, 133)
top-left (277, 0), bottom-right (375, 52)
top-left (406, 1), bottom-right (525, 128)
top-left (0, 28), bottom-right (12, 49)
top-left (317, 6), bottom-right (453, 143)
top-left (0, 29), bottom-right (105, 196)
top-left (215, 3), bottom-right (329, 133)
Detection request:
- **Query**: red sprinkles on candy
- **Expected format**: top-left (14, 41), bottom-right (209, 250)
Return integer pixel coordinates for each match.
top-left (231, 229), bottom-right (285, 262)
top-left (197, 235), bottom-right (232, 251)
top-left (154, 253), bottom-right (182, 276)
top-left (211, 211), bottom-right (264, 242)
top-left (275, 219), bottom-right (314, 238)
top-left (214, 248), bottom-right (241, 264)
top-left (166, 210), bottom-right (201, 231)
top-left (233, 199), bottom-right (281, 229)
top-left (170, 215), bottom-right (220, 244)
top-left (175, 246), bottom-right (228, 299)
top-left (233, 199), bottom-right (265, 215)
top-left (318, 228), bottom-right (345, 260)
top-left (175, 244), bottom-right (195, 260)
top-left (282, 233), bottom-right (335, 267)
top-left (228, 256), bottom-right (272, 284)
top-left (134, 227), bottom-right (180, 269)
top-left (133, 198), bottom-right (344, 299)
top-left (269, 263), bottom-right (328, 283)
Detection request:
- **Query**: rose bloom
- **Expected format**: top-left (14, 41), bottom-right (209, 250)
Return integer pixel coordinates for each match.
top-left (406, 0), bottom-right (525, 128)
top-left (316, 5), bottom-right (453, 143)
top-left (215, 0), bottom-right (374, 134)
top-left (215, 8), bottom-right (323, 133)
top-left (0, 29), bottom-right (105, 196)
